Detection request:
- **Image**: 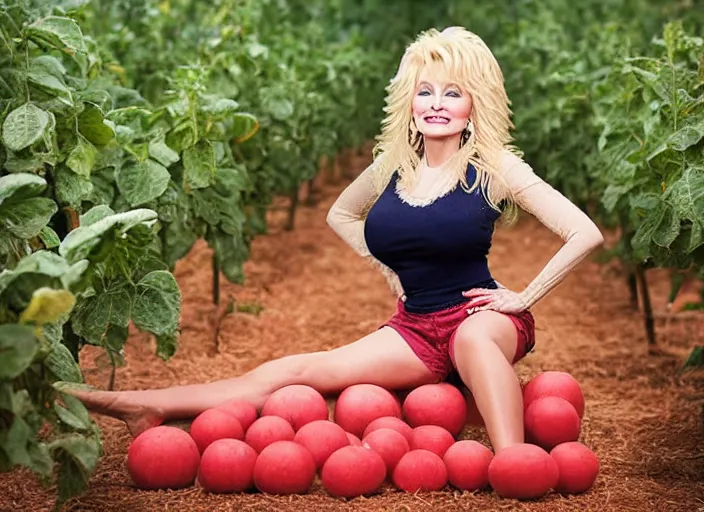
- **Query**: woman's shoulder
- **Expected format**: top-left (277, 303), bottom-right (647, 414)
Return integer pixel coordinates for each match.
top-left (498, 147), bottom-right (530, 173)
top-left (497, 148), bottom-right (542, 192)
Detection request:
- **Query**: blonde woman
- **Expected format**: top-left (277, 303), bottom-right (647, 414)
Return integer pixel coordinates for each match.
top-left (67, 27), bottom-right (603, 455)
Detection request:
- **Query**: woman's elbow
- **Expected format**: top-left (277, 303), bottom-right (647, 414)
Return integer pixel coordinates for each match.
top-left (326, 207), bottom-right (338, 230)
top-left (586, 223), bottom-right (605, 250)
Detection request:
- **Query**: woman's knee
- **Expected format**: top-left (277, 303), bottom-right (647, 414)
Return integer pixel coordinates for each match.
top-left (451, 311), bottom-right (517, 363)
top-left (250, 351), bottom-right (325, 391)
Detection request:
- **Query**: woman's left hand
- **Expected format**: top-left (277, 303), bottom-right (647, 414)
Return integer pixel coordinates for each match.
top-left (462, 287), bottom-right (528, 315)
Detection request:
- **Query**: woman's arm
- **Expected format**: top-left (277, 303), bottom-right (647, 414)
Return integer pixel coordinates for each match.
top-left (500, 151), bottom-right (605, 309)
top-left (326, 161), bottom-right (405, 299)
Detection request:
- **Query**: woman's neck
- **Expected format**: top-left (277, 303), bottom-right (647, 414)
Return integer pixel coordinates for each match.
top-left (422, 136), bottom-right (462, 168)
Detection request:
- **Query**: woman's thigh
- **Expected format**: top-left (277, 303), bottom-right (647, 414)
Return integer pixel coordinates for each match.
top-left (449, 310), bottom-right (520, 367)
top-left (300, 326), bottom-right (438, 394)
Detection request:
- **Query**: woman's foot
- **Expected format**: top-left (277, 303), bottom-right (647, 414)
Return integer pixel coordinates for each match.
top-left (69, 389), bottom-right (165, 437)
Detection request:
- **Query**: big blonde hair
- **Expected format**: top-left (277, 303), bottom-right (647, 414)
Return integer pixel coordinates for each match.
top-left (370, 26), bottom-right (520, 221)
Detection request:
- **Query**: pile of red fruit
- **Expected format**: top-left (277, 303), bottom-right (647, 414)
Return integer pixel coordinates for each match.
top-left (126, 371), bottom-right (599, 500)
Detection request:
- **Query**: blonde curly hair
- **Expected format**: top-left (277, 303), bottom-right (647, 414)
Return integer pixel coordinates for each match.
top-left (370, 26), bottom-right (521, 221)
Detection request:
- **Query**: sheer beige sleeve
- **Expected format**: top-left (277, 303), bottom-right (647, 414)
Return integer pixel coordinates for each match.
top-left (499, 150), bottom-right (605, 308)
top-left (326, 162), bottom-right (405, 298)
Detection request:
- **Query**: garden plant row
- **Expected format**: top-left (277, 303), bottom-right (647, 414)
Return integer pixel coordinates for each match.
top-left (0, 0), bottom-right (403, 505)
top-left (1, 0), bottom-right (703, 507)
top-left (444, 0), bottom-right (704, 352)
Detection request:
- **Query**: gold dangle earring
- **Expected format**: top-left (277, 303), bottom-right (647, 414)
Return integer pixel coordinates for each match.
top-left (461, 118), bottom-right (474, 147)
top-left (409, 118), bottom-right (423, 154)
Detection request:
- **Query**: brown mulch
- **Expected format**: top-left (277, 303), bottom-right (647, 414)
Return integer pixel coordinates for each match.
top-left (1, 147), bottom-right (703, 512)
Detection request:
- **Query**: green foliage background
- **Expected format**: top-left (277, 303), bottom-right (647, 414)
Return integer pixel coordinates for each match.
top-left (0, 0), bottom-right (702, 507)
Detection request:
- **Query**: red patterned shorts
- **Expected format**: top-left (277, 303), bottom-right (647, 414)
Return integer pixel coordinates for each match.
top-left (382, 299), bottom-right (536, 382)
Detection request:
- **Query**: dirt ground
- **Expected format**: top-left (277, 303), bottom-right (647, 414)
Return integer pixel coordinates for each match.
top-left (1, 148), bottom-right (703, 512)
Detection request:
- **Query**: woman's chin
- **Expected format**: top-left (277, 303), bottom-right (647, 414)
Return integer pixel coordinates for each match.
top-left (420, 130), bottom-right (463, 142)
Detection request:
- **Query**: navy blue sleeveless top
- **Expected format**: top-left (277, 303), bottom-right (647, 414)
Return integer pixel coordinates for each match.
top-left (364, 164), bottom-right (500, 313)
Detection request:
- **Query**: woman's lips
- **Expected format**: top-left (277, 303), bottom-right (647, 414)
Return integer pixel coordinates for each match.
top-left (423, 115), bottom-right (450, 124)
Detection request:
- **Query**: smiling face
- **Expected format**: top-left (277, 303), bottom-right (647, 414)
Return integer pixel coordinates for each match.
top-left (411, 67), bottom-right (473, 142)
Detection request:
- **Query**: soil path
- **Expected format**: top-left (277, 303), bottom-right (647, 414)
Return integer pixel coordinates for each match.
top-left (2, 150), bottom-right (703, 512)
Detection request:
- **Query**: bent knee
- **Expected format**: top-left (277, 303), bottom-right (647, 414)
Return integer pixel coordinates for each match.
top-left (254, 352), bottom-right (326, 392)
top-left (451, 311), bottom-right (517, 361)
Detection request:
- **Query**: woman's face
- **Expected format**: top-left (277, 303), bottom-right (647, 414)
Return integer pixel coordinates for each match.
top-left (411, 68), bottom-right (473, 141)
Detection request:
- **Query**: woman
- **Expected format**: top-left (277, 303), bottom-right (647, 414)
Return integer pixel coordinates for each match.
top-left (66, 27), bottom-right (603, 454)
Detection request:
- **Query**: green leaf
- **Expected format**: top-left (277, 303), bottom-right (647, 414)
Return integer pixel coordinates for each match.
top-left (0, 197), bottom-right (58, 239)
top-left (666, 125), bottom-right (704, 152)
top-left (116, 159), bottom-right (171, 207)
top-left (45, 342), bottom-right (83, 383)
top-left (67, 135), bottom-right (97, 176)
top-left (231, 112), bottom-right (260, 143)
top-left (1, 415), bottom-right (53, 477)
top-left (183, 140), bottom-right (216, 189)
top-left (77, 104), bottom-right (115, 146)
top-left (59, 209), bottom-right (157, 264)
top-left (0, 324), bottom-right (40, 380)
top-left (26, 16), bottom-right (87, 55)
top-left (0, 173), bottom-right (47, 207)
top-left (652, 204), bottom-right (680, 248)
top-left (264, 97), bottom-right (294, 121)
top-left (39, 226), bottom-right (60, 249)
top-left (71, 288), bottom-right (132, 346)
top-left (50, 434), bottom-right (101, 506)
top-left (13, 250), bottom-right (71, 278)
top-left (31, 55), bottom-right (66, 78)
top-left (199, 95), bottom-right (239, 116)
top-left (131, 270), bottom-right (181, 337)
top-left (55, 166), bottom-right (94, 208)
top-left (662, 166), bottom-right (704, 252)
top-left (54, 394), bottom-right (92, 431)
top-left (148, 139), bottom-right (179, 167)
top-left (27, 71), bottom-right (72, 103)
top-left (680, 345), bottom-right (704, 372)
top-left (19, 288), bottom-right (75, 325)
top-left (156, 332), bottom-right (178, 360)
top-left (602, 184), bottom-right (633, 212)
top-left (61, 260), bottom-right (89, 289)
top-left (79, 205), bottom-right (114, 226)
top-left (1, 104), bottom-right (51, 151)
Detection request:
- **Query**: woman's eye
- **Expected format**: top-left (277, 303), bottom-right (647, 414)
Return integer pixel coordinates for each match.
top-left (418, 90), bottom-right (430, 96)
top-left (446, 90), bottom-right (460, 97)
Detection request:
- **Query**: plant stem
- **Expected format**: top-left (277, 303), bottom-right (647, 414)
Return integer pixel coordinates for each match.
top-left (627, 269), bottom-right (639, 310)
top-left (286, 186), bottom-right (299, 231)
top-left (212, 252), bottom-right (220, 305)
top-left (635, 264), bottom-right (656, 347)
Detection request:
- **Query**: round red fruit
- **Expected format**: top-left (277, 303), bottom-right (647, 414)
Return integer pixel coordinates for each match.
top-left (189, 408), bottom-right (244, 454)
top-left (127, 426), bottom-right (200, 490)
top-left (363, 416), bottom-right (414, 444)
top-left (443, 440), bottom-right (493, 491)
top-left (244, 415), bottom-right (295, 453)
top-left (523, 371), bottom-right (585, 418)
top-left (488, 443), bottom-right (558, 499)
top-left (334, 384), bottom-right (402, 438)
top-left (362, 428), bottom-right (410, 475)
top-left (294, 420), bottom-right (350, 469)
top-left (409, 425), bottom-right (455, 458)
top-left (403, 383), bottom-right (467, 437)
top-left (214, 399), bottom-right (258, 432)
top-left (321, 445), bottom-right (387, 498)
top-left (550, 441), bottom-right (599, 494)
top-left (261, 385), bottom-right (329, 431)
top-left (253, 440), bottom-right (316, 494)
top-left (392, 449), bottom-right (448, 492)
top-left (198, 439), bottom-right (257, 493)
top-left (524, 396), bottom-right (581, 450)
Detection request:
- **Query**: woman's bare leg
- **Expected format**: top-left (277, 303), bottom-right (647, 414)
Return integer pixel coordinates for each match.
top-left (70, 327), bottom-right (436, 436)
top-left (451, 310), bottom-right (523, 453)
